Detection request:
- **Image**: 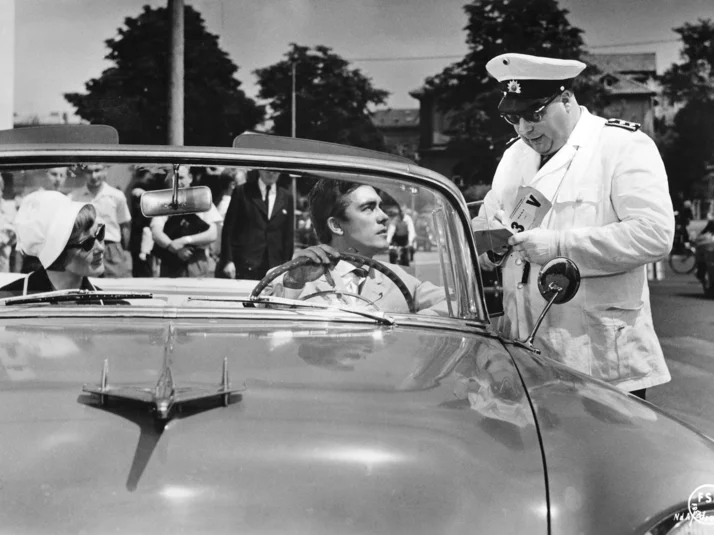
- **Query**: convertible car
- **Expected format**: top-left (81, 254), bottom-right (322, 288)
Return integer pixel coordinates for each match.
top-left (0, 125), bottom-right (712, 534)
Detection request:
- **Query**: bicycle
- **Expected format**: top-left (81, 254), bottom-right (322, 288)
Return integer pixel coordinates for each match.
top-left (668, 237), bottom-right (696, 274)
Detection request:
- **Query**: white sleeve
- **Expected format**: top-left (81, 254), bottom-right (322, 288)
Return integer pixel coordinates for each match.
top-left (558, 133), bottom-right (675, 276)
top-left (200, 204), bottom-right (223, 224)
top-left (140, 226), bottom-right (154, 255)
top-left (386, 222), bottom-right (395, 244)
top-left (406, 215), bottom-right (416, 244)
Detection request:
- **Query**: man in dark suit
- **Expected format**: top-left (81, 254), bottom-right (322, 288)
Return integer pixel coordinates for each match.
top-left (218, 170), bottom-right (294, 280)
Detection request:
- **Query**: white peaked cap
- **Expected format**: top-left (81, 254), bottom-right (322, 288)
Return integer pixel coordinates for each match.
top-left (486, 53), bottom-right (587, 113)
top-left (486, 53), bottom-right (586, 82)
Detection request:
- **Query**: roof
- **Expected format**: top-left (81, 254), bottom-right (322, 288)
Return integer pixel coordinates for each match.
top-left (601, 73), bottom-right (656, 96)
top-left (586, 53), bottom-right (657, 74)
top-left (372, 108), bottom-right (420, 128)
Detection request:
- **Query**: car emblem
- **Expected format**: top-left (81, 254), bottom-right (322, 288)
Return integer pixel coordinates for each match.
top-left (507, 80), bottom-right (522, 94)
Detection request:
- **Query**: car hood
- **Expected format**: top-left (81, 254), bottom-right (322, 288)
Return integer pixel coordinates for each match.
top-left (0, 317), bottom-right (546, 535)
top-left (510, 346), bottom-right (714, 534)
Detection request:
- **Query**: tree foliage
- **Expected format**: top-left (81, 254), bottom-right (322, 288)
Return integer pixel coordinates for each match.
top-left (422, 0), bottom-right (604, 184)
top-left (254, 44), bottom-right (389, 150)
top-left (658, 19), bottom-right (714, 198)
top-left (65, 5), bottom-right (263, 146)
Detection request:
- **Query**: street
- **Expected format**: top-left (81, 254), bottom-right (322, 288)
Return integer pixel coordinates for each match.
top-left (648, 258), bottom-right (714, 438)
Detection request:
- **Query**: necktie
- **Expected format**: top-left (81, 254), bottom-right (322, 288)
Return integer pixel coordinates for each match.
top-left (347, 267), bottom-right (368, 295)
top-left (264, 184), bottom-right (272, 217)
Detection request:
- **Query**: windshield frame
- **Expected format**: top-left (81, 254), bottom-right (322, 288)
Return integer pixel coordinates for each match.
top-left (0, 144), bottom-right (490, 323)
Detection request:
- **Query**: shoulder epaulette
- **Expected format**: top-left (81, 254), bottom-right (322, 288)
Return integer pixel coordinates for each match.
top-left (505, 135), bottom-right (520, 149)
top-left (605, 118), bottom-right (641, 132)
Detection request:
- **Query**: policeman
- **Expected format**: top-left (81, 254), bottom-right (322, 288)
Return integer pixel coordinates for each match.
top-left (472, 53), bottom-right (674, 399)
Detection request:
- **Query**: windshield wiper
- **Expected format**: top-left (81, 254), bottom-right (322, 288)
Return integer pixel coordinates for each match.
top-left (1, 289), bottom-right (153, 305)
top-left (188, 295), bottom-right (395, 326)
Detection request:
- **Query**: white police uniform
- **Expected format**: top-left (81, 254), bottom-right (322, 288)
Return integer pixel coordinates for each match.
top-left (475, 54), bottom-right (674, 392)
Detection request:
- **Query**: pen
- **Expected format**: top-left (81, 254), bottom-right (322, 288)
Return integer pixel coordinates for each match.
top-left (521, 261), bottom-right (531, 285)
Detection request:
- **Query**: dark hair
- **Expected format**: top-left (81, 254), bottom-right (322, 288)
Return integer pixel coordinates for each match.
top-left (308, 179), bottom-right (363, 244)
top-left (219, 173), bottom-right (236, 193)
top-left (47, 204), bottom-right (97, 271)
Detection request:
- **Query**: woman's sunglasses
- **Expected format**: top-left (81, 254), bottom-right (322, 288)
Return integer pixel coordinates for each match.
top-left (501, 92), bottom-right (561, 126)
top-left (67, 224), bottom-right (106, 252)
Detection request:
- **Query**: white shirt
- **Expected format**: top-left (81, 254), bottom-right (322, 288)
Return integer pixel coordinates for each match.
top-left (217, 194), bottom-right (232, 219)
top-left (257, 179), bottom-right (276, 219)
top-left (387, 214), bottom-right (416, 244)
top-left (150, 205), bottom-right (223, 251)
top-left (69, 182), bottom-right (131, 243)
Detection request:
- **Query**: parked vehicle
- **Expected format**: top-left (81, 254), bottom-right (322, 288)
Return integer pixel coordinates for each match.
top-left (0, 125), bottom-right (712, 534)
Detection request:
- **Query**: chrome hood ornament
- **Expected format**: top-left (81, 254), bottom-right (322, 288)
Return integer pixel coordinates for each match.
top-left (82, 356), bottom-right (244, 421)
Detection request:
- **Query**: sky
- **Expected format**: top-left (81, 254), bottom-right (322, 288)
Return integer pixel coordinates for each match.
top-left (13, 0), bottom-right (714, 118)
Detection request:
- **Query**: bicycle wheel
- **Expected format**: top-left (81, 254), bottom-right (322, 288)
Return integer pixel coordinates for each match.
top-left (669, 247), bottom-right (696, 274)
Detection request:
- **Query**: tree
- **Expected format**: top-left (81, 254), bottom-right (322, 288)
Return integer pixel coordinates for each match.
top-left (421, 0), bottom-right (604, 185)
top-left (254, 44), bottom-right (389, 150)
top-left (65, 5), bottom-right (263, 146)
top-left (658, 19), bottom-right (714, 199)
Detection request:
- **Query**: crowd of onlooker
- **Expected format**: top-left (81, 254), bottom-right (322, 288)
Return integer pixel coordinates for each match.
top-left (0, 164), bottom-right (440, 281)
top-left (0, 164), bottom-right (252, 279)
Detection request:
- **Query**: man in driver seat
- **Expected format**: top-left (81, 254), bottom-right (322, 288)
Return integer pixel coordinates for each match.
top-left (267, 179), bottom-right (447, 314)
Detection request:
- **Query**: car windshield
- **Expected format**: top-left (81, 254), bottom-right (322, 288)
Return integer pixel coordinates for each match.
top-left (0, 155), bottom-right (487, 324)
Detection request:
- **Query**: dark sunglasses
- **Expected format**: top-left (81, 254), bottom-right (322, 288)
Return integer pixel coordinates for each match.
top-left (67, 224), bottom-right (105, 252)
top-left (501, 92), bottom-right (561, 126)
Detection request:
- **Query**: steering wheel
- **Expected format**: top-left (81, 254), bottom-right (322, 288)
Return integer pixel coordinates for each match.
top-left (249, 252), bottom-right (416, 313)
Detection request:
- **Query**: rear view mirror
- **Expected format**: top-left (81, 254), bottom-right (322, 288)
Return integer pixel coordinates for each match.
top-left (140, 186), bottom-right (212, 217)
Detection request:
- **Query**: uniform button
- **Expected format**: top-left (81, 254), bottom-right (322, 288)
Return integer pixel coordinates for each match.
top-left (515, 258), bottom-right (522, 266)
top-left (517, 283), bottom-right (524, 289)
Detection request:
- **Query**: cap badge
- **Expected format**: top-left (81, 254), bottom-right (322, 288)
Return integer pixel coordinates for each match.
top-left (506, 80), bottom-right (521, 94)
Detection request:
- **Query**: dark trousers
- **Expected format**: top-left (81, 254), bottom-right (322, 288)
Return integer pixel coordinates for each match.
top-left (216, 250), bottom-right (270, 280)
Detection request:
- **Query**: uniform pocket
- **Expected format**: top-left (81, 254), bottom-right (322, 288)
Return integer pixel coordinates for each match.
top-left (583, 304), bottom-right (646, 382)
top-left (554, 186), bottom-right (600, 228)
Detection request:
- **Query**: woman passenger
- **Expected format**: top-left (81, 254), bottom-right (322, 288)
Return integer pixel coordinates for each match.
top-left (0, 190), bottom-right (105, 297)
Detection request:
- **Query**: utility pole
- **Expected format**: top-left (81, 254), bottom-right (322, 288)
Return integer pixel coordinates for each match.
top-left (0, 0), bottom-right (15, 130)
top-left (291, 61), bottom-right (298, 230)
top-left (168, 0), bottom-right (184, 145)
top-left (291, 61), bottom-right (296, 138)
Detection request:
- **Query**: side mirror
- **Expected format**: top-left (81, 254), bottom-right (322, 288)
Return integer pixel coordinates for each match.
top-left (537, 257), bottom-right (580, 304)
top-left (516, 257), bottom-right (581, 353)
top-left (140, 186), bottom-right (213, 217)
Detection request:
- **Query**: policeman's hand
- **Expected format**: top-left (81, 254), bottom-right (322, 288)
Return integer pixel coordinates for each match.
top-left (508, 229), bottom-right (561, 264)
top-left (223, 261), bottom-right (236, 279)
top-left (284, 245), bottom-right (339, 289)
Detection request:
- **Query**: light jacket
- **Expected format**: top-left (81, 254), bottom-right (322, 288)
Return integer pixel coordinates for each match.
top-left (475, 108), bottom-right (674, 392)
top-left (270, 259), bottom-right (448, 315)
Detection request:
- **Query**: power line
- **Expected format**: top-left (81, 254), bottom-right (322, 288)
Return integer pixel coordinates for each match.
top-left (349, 54), bottom-right (462, 62)
top-left (348, 38), bottom-right (681, 63)
top-left (588, 38), bottom-right (680, 49)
